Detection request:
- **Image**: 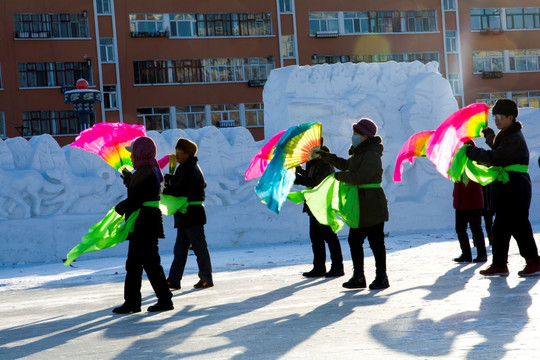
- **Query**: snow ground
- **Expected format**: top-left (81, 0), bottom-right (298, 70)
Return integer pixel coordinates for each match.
top-left (1, 228), bottom-right (540, 360)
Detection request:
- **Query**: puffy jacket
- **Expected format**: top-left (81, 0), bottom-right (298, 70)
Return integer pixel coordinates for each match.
top-left (320, 136), bottom-right (389, 228)
top-left (163, 156), bottom-right (207, 228)
top-left (116, 165), bottom-right (165, 239)
top-left (466, 121), bottom-right (531, 212)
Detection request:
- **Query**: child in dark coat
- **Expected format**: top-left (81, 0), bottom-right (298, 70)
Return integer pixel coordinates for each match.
top-left (295, 145), bottom-right (344, 278)
top-left (452, 176), bottom-right (487, 263)
top-left (164, 138), bottom-right (213, 289)
top-left (113, 136), bottom-right (173, 314)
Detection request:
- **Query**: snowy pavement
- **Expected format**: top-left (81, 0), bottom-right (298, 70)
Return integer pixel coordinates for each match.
top-left (1, 231), bottom-right (540, 360)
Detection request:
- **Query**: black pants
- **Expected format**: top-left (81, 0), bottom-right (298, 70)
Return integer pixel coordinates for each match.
top-left (455, 209), bottom-right (486, 258)
top-left (168, 225), bottom-right (213, 284)
top-left (309, 214), bottom-right (343, 270)
top-left (492, 209), bottom-right (540, 267)
top-left (124, 233), bottom-right (172, 306)
top-left (347, 222), bottom-right (386, 276)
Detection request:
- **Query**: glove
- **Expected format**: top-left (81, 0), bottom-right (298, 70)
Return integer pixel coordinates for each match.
top-left (334, 172), bottom-right (343, 181)
top-left (121, 169), bottom-right (132, 186)
top-left (314, 150), bottom-right (330, 161)
top-left (115, 202), bottom-right (126, 216)
top-left (465, 145), bottom-right (475, 157)
top-left (164, 173), bottom-right (174, 184)
top-left (481, 127), bottom-right (495, 138)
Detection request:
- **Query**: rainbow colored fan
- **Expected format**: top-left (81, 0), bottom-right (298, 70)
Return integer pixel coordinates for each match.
top-left (71, 122), bottom-right (146, 172)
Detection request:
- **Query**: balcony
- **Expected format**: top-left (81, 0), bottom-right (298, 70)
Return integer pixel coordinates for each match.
top-left (131, 30), bottom-right (170, 38)
top-left (16, 31), bottom-right (50, 38)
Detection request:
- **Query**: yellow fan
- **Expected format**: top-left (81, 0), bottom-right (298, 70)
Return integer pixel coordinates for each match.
top-left (282, 122), bottom-right (322, 169)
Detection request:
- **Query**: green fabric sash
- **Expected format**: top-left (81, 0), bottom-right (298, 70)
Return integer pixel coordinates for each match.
top-left (288, 174), bottom-right (380, 233)
top-left (64, 195), bottom-right (202, 266)
top-left (448, 145), bottom-right (529, 185)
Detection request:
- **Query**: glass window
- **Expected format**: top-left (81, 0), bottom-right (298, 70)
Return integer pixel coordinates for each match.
top-left (175, 105), bottom-right (206, 129)
top-left (508, 49), bottom-right (540, 72)
top-left (96, 0), bottom-right (112, 15)
top-left (279, 0), bottom-right (292, 13)
top-left (245, 103), bottom-right (264, 127)
top-left (470, 9), bottom-right (501, 30)
top-left (444, 0), bottom-right (456, 11)
top-left (22, 110), bottom-right (83, 136)
top-left (170, 13), bottom-right (197, 37)
top-left (136, 107), bottom-right (170, 131)
top-left (447, 73), bottom-right (461, 95)
top-left (0, 112), bottom-right (5, 137)
top-left (103, 85), bottom-right (117, 109)
top-left (281, 35), bottom-right (295, 58)
top-left (506, 8), bottom-right (540, 30)
top-left (308, 12), bottom-right (339, 35)
top-left (18, 62), bottom-right (91, 87)
top-left (472, 51), bottom-right (504, 73)
top-left (99, 38), bottom-right (115, 63)
top-left (446, 30), bottom-right (457, 53)
top-left (14, 12), bottom-right (89, 38)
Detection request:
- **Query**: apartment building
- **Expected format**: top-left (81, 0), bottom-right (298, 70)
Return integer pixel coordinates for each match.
top-left (0, 0), bottom-right (538, 145)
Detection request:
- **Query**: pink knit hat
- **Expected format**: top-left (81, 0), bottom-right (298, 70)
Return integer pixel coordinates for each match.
top-left (129, 136), bottom-right (158, 170)
top-left (352, 118), bottom-right (378, 137)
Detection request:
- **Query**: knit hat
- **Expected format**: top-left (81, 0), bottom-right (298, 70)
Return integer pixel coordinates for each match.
top-left (175, 138), bottom-right (198, 157)
top-left (492, 99), bottom-right (518, 119)
top-left (128, 136), bottom-right (158, 170)
top-left (352, 118), bottom-right (378, 137)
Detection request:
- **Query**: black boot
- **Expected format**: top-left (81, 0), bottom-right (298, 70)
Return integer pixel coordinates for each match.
top-left (302, 268), bottom-right (326, 277)
top-left (147, 299), bottom-right (174, 312)
top-left (112, 303), bottom-right (141, 314)
top-left (324, 264), bottom-right (344, 278)
top-left (453, 254), bottom-right (472, 263)
top-left (342, 272), bottom-right (366, 289)
top-left (369, 274), bottom-right (389, 290)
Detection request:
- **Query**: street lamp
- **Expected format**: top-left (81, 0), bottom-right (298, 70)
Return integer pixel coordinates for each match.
top-left (64, 78), bottom-right (102, 131)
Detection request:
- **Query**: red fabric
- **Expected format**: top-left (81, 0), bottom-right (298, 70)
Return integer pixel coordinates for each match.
top-left (453, 180), bottom-right (484, 210)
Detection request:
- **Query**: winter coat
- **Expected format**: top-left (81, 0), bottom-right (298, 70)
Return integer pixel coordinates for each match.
top-left (319, 136), bottom-right (389, 228)
top-left (162, 156), bottom-right (207, 228)
top-left (294, 157), bottom-right (335, 214)
top-left (466, 121), bottom-right (531, 213)
top-left (115, 165), bottom-right (165, 239)
top-left (453, 180), bottom-right (484, 210)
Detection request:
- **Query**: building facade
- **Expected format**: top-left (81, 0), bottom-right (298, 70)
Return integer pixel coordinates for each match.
top-left (0, 0), bottom-right (538, 145)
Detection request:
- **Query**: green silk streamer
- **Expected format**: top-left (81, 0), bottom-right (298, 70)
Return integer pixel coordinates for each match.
top-left (448, 145), bottom-right (529, 185)
top-left (64, 195), bottom-right (199, 266)
top-left (288, 174), bottom-right (363, 233)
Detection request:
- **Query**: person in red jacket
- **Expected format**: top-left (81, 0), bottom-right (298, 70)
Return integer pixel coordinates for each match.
top-left (453, 141), bottom-right (487, 263)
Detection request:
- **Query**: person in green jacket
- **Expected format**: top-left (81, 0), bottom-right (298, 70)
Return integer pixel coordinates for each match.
top-left (317, 118), bottom-right (390, 290)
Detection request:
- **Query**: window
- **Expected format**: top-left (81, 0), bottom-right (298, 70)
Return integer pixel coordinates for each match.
top-left (22, 110), bottom-right (82, 136)
top-left (176, 105), bottom-right (206, 129)
top-left (245, 103), bottom-right (264, 127)
top-left (343, 12), bottom-right (370, 34)
top-left (129, 14), bottom-right (165, 35)
top-left (96, 0), bottom-right (112, 15)
top-left (136, 107), bottom-right (170, 130)
top-left (211, 104), bottom-right (239, 127)
top-left (473, 51), bottom-right (504, 73)
top-left (506, 8), bottom-right (540, 30)
top-left (279, 0), bottom-right (292, 13)
top-left (281, 35), bottom-right (295, 58)
top-left (470, 9), bottom-right (501, 30)
top-left (0, 112), bottom-right (5, 137)
top-left (512, 90), bottom-right (540, 108)
top-left (99, 38), bottom-right (115, 63)
top-left (133, 57), bottom-right (275, 85)
top-left (312, 52), bottom-right (440, 65)
top-left (196, 13), bottom-right (272, 36)
top-left (509, 50), bottom-right (540, 72)
top-left (446, 30), bottom-right (457, 53)
top-left (170, 13), bottom-right (197, 37)
top-left (103, 85), bottom-right (118, 109)
top-left (444, 0), bottom-right (456, 11)
top-left (475, 92), bottom-right (507, 107)
top-left (14, 13), bottom-right (89, 38)
top-left (447, 73), bottom-right (461, 95)
top-left (18, 62), bottom-right (92, 88)
top-left (309, 12), bottom-right (338, 35)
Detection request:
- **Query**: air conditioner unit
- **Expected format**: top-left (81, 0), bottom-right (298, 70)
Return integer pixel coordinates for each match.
top-left (316, 31), bottom-right (339, 38)
top-left (248, 79), bottom-right (266, 87)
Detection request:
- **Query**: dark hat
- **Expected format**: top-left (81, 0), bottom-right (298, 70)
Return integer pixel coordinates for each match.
top-left (492, 99), bottom-right (518, 119)
top-left (175, 138), bottom-right (198, 157)
top-left (352, 118), bottom-right (378, 137)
